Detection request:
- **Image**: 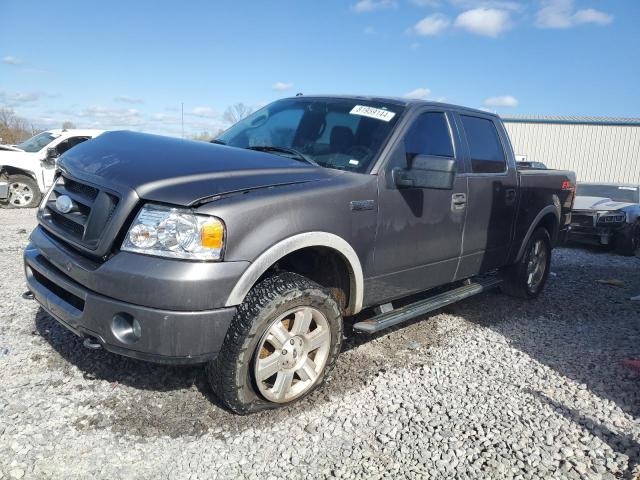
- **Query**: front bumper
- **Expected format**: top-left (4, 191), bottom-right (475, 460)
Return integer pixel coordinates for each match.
top-left (568, 224), bottom-right (624, 245)
top-left (24, 227), bottom-right (244, 364)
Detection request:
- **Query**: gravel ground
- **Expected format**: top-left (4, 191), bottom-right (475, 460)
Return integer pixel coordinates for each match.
top-left (1, 207), bottom-right (639, 480)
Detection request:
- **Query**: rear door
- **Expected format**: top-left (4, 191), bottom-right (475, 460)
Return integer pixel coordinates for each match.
top-left (368, 109), bottom-right (468, 304)
top-left (454, 113), bottom-right (518, 278)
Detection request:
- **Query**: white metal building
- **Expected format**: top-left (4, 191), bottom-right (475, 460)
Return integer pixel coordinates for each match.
top-left (501, 116), bottom-right (640, 184)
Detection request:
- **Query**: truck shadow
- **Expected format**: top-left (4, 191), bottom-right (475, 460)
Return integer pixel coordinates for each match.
top-left (446, 251), bottom-right (640, 477)
top-left (31, 249), bottom-right (639, 441)
top-left (527, 389), bottom-right (639, 480)
top-left (34, 302), bottom-right (448, 438)
top-left (34, 308), bottom-right (205, 394)
top-left (448, 253), bottom-right (640, 419)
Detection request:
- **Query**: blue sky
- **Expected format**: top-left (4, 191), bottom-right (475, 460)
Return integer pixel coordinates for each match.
top-left (1, 0), bottom-right (638, 137)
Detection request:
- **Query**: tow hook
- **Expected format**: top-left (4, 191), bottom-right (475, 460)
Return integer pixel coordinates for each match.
top-left (83, 337), bottom-right (102, 350)
top-left (22, 291), bottom-right (34, 300)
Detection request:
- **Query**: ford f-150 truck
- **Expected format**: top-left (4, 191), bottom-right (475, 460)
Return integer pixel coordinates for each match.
top-left (23, 96), bottom-right (575, 413)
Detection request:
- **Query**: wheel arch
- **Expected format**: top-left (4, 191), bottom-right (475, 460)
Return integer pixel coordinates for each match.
top-left (515, 205), bottom-right (559, 262)
top-left (0, 165), bottom-right (38, 182)
top-left (225, 232), bottom-right (364, 315)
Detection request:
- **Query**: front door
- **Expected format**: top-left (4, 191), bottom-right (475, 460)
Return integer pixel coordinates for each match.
top-left (366, 110), bottom-right (467, 306)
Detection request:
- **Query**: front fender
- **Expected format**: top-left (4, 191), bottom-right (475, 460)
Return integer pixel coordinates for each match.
top-left (0, 158), bottom-right (44, 191)
top-left (224, 232), bottom-right (364, 315)
top-left (622, 205), bottom-right (640, 224)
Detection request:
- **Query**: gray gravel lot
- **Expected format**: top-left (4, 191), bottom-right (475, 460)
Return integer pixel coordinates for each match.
top-left (1, 207), bottom-right (639, 480)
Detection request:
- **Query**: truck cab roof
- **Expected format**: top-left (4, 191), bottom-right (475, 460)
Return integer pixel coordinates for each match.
top-left (284, 94), bottom-right (496, 118)
top-left (45, 129), bottom-right (106, 137)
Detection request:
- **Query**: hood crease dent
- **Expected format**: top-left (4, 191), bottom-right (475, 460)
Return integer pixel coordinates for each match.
top-left (58, 131), bottom-right (335, 206)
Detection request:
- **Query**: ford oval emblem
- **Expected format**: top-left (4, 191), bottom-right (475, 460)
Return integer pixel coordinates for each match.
top-left (55, 195), bottom-right (74, 214)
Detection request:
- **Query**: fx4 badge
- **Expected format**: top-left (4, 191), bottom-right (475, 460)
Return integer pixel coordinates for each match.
top-left (350, 200), bottom-right (375, 211)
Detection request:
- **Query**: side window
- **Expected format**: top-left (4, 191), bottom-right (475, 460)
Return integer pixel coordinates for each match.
top-left (56, 136), bottom-right (90, 155)
top-left (404, 112), bottom-right (454, 160)
top-left (460, 116), bottom-right (506, 174)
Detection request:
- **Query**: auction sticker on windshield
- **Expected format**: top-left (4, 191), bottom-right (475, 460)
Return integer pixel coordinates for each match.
top-left (350, 105), bottom-right (396, 122)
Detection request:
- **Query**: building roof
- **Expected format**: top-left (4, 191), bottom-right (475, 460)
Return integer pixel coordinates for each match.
top-left (501, 115), bottom-right (640, 127)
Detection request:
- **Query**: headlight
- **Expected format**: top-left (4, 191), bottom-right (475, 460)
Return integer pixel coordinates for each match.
top-left (122, 204), bottom-right (225, 260)
top-left (598, 213), bottom-right (626, 223)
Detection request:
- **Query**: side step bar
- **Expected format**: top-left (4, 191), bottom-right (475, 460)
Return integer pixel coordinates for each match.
top-left (353, 277), bottom-right (502, 334)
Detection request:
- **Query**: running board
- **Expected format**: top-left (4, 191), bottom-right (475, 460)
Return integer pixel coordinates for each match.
top-left (353, 277), bottom-right (502, 334)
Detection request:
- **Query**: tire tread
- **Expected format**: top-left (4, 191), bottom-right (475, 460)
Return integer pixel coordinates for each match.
top-left (207, 272), bottom-right (342, 414)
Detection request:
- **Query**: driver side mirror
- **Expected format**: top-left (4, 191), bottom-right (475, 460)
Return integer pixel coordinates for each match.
top-left (44, 147), bottom-right (59, 164)
top-left (393, 154), bottom-right (456, 190)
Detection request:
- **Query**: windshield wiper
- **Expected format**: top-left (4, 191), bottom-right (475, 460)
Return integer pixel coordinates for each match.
top-left (246, 145), bottom-right (319, 167)
top-left (210, 139), bottom-right (226, 145)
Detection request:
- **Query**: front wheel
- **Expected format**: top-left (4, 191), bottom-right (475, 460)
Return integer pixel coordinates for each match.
top-left (501, 227), bottom-right (552, 299)
top-left (3, 175), bottom-right (42, 208)
top-left (614, 222), bottom-right (640, 256)
top-left (207, 272), bottom-right (343, 414)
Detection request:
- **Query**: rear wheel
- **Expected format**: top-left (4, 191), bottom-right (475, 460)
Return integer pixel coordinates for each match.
top-left (614, 222), bottom-right (640, 256)
top-left (207, 272), bottom-right (343, 414)
top-left (501, 227), bottom-right (552, 299)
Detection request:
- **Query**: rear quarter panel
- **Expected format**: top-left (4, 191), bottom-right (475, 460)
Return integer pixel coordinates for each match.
top-left (509, 169), bottom-right (576, 263)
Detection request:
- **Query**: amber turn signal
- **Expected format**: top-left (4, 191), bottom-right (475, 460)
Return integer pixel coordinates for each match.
top-left (201, 221), bottom-right (224, 249)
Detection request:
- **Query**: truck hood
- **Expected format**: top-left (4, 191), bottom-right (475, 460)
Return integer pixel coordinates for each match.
top-left (58, 130), bottom-right (337, 206)
top-left (0, 150), bottom-right (37, 165)
top-left (0, 144), bottom-right (24, 152)
top-left (573, 196), bottom-right (635, 212)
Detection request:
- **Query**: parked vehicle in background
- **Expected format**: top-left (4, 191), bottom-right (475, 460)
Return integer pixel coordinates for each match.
top-left (569, 182), bottom-right (640, 255)
top-left (24, 95), bottom-right (575, 413)
top-left (0, 129), bottom-right (104, 208)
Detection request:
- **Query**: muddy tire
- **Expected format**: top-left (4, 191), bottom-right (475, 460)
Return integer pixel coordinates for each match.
top-left (206, 272), bottom-right (343, 414)
top-left (2, 175), bottom-right (41, 208)
top-left (501, 227), bottom-right (552, 299)
top-left (614, 222), bottom-right (640, 256)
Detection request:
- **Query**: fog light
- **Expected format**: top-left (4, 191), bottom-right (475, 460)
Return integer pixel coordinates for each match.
top-left (111, 313), bottom-right (142, 344)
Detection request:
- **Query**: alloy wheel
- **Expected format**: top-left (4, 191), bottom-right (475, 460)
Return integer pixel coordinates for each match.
top-left (8, 182), bottom-right (34, 207)
top-left (254, 306), bottom-right (331, 403)
top-left (526, 239), bottom-right (548, 293)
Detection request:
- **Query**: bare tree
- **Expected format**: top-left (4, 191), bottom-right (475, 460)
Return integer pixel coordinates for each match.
top-left (62, 121), bottom-right (76, 129)
top-left (0, 108), bottom-right (41, 144)
top-left (191, 131), bottom-right (213, 142)
top-left (223, 103), bottom-right (254, 125)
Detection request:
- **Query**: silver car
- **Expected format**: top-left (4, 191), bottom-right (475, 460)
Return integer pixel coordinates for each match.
top-left (570, 182), bottom-right (640, 255)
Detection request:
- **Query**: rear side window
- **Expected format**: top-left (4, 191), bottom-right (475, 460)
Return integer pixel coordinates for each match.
top-left (461, 115), bottom-right (506, 174)
top-left (404, 112), bottom-right (454, 159)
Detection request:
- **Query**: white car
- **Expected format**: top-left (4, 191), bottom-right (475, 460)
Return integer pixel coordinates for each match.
top-left (0, 129), bottom-right (104, 208)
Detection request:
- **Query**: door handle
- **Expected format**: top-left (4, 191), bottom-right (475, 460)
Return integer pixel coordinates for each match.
top-left (451, 193), bottom-right (467, 211)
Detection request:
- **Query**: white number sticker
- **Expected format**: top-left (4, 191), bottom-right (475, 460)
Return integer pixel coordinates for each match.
top-left (350, 105), bottom-right (396, 122)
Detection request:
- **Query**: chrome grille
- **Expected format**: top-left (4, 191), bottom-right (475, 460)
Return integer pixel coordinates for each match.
top-left (571, 214), bottom-right (595, 228)
top-left (41, 175), bottom-right (119, 250)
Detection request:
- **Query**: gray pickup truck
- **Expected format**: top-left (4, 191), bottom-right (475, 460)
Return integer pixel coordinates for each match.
top-left (24, 95), bottom-right (575, 413)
